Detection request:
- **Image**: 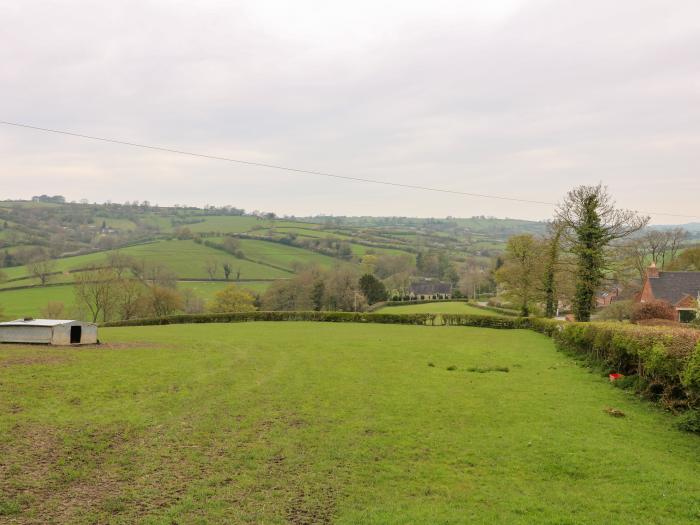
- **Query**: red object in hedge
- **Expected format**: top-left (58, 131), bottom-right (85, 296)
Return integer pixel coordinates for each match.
top-left (609, 373), bottom-right (623, 382)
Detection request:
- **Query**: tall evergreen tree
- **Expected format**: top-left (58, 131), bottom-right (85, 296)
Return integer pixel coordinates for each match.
top-left (358, 273), bottom-right (388, 305)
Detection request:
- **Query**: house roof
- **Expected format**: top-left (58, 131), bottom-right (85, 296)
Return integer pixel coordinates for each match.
top-left (648, 272), bottom-right (700, 305)
top-left (0, 319), bottom-right (86, 327)
top-left (409, 281), bottom-right (453, 295)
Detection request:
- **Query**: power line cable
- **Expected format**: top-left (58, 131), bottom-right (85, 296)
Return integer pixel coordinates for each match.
top-left (1, 119), bottom-right (698, 220)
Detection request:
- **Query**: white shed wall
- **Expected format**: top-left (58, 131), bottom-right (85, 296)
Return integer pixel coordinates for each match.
top-left (0, 326), bottom-right (53, 344)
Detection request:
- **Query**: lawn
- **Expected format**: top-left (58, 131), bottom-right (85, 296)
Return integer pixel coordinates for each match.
top-left (375, 301), bottom-right (495, 315)
top-left (1, 323), bottom-right (698, 524)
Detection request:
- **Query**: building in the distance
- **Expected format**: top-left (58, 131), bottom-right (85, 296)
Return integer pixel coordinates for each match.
top-left (636, 263), bottom-right (700, 323)
top-left (408, 280), bottom-right (453, 300)
top-left (0, 319), bottom-right (98, 345)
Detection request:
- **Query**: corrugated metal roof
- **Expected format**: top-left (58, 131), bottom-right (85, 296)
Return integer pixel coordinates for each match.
top-left (0, 319), bottom-right (83, 327)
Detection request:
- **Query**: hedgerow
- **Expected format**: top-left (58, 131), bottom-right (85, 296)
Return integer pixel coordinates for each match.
top-left (548, 322), bottom-right (700, 414)
top-left (101, 311), bottom-right (529, 329)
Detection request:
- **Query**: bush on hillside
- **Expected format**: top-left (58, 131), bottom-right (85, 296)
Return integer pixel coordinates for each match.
top-left (209, 285), bottom-right (256, 313)
top-left (631, 300), bottom-right (676, 323)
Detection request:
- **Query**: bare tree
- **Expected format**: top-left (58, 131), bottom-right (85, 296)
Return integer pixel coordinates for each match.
top-left (28, 252), bottom-right (56, 285)
top-left (622, 227), bottom-right (688, 280)
top-left (204, 257), bottom-right (219, 280)
top-left (73, 266), bottom-right (120, 322)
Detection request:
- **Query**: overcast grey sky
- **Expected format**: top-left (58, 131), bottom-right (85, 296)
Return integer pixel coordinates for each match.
top-left (1, 0), bottom-right (699, 222)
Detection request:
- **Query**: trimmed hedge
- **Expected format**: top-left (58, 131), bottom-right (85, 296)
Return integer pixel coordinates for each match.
top-left (102, 311), bottom-right (531, 329)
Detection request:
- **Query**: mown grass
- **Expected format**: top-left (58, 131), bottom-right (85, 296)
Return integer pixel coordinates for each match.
top-left (375, 301), bottom-right (495, 315)
top-left (1, 323), bottom-right (698, 523)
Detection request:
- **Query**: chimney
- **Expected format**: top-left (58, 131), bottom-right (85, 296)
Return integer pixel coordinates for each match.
top-left (647, 262), bottom-right (660, 279)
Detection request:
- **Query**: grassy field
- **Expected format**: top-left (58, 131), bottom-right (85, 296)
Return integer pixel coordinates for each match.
top-left (177, 280), bottom-right (272, 300)
top-left (1, 323), bottom-right (698, 524)
top-left (0, 285), bottom-right (76, 320)
top-left (2, 240), bottom-right (292, 283)
top-left (181, 217), bottom-right (317, 234)
top-left (236, 239), bottom-right (340, 270)
top-left (0, 281), bottom-right (275, 320)
top-left (375, 302), bottom-right (494, 315)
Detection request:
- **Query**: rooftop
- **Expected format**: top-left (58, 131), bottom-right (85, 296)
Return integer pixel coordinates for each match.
top-left (0, 319), bottom-right (84, 327)
top-left (649, 272), bottom-right (700, 305)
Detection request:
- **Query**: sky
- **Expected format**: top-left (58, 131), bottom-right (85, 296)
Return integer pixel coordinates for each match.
top-left (1, 0), bottom-right (699, 223)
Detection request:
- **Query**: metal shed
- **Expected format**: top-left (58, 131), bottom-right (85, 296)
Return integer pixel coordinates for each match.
top-left (0, 319), bottom-right (98, 345)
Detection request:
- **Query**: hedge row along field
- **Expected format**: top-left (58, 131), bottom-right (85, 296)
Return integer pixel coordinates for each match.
top-left (103, 312), bottom-right (700, 430)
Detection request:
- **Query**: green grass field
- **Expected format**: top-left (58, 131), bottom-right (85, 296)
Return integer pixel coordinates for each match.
top-left (2, 240), bottom-right (292, 284)
top-left (0, 285), bottom-right (76, 320)
top-left (236, 239), bottom-right (340, 270)
top-left (180, 216), bottom-right (317, 234)
top-left (1, 323), bottom-right (698, 523)
top-left (0, 281), bottom-right (275, 320)
top-left (375, 302), bottom-right (494, 315)
top-left (177, 280), bottom-right (272, 300)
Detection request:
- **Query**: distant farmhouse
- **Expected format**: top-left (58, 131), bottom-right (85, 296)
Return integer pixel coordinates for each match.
top-left (637, 263), bottom-right (700, 323)
top-left (408, 280), bottom-right (453, 300)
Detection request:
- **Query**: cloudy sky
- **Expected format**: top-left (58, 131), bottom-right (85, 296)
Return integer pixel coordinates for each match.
top-left (1, 0), bottom-right (699, 222)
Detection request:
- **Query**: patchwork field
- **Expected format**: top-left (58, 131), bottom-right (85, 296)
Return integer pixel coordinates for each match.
top-left (1, 323), bottom-right (698, 524)
top-left (375, 302), bottom-right (493, 315)
top-left (2, 240), bottom-right (292, 284)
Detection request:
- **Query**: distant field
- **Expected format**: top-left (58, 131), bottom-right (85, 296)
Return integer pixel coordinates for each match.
top-left (0, 280), bottom-right (276, 319)
top-left (0, 284), bottom-right (76, 319)
top-left (237, 239), bottom-right (340, 270)
top-left (375, 302), bottom-right (494, 315)
top-left (1, 323), bottom-right (698, 523)
top-left (2, 240), bottom-right (292, 283)
top-left (177, 280), bottom-right (272, 300)
top-left (181, 216), bottom-right (317, 234)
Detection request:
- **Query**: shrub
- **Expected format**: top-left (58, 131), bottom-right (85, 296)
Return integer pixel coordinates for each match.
top-left (676, 410), bottom-right (700, 433)
top-left (209, 285), bottom-right (256, 313)
top-left (631, 300), bottom-right (676, 323)
top-left (596, 300), bottom-right (633, 322)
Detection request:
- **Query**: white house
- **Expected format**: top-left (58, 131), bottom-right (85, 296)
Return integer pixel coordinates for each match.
top-left (0, 319), bottom-right (98, 345)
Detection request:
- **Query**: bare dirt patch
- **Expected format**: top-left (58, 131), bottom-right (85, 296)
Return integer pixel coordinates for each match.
top-left (0, 353), bottom-right (70, 368)
top-left (0, 423), bottom-right (133, 524)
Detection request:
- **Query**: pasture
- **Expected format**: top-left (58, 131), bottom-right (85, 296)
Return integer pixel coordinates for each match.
top-left (375, 301), bottom-right (494, 315)
top-left (1, 240), bottom-right (292, 284)
top-left (1, 322), bottom-right (698, 524)
top-left (0, 281), bottom-right (273, 320)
